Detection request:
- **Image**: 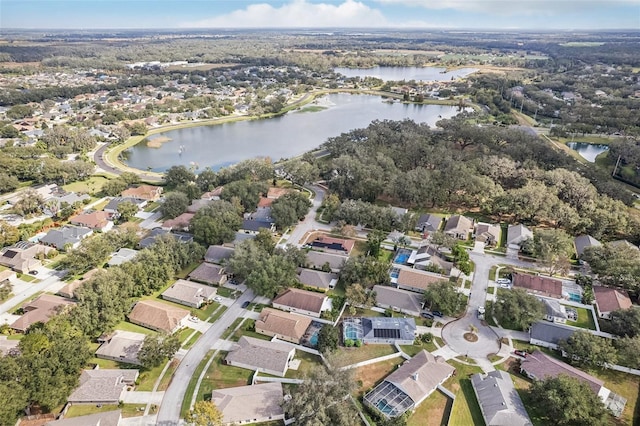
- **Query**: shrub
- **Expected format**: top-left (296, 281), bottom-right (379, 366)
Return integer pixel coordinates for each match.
top-left (344, 338), bottom-right (354, 347)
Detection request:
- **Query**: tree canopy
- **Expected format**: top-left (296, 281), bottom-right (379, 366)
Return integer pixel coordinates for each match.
top-left (490, 288), bottom-right (545, 331)
top-left (559, 330), bottom-right (617, 367)
top-left (582, 243), bottom-right (640, 295)
top-left (423, 281), bottom-right (465, 316)
top-left (190, 201), bottom-right (242, 246)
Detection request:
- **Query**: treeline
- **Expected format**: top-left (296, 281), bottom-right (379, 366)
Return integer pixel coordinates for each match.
top-left (318, 118), bottom-right (639, 242)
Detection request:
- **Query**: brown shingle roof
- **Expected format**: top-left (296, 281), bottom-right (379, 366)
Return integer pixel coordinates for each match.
top-left (397, 268), bottom-right (445, 291)
top-left (69, 211), bottom-right (111, 230)
top-left (121, 185), bottom-right (162, 200)
top-left (128, 300), bottom-right (189, 333)
top-left (267, 187), bottom-right (290, 199)
top-left (512, 273), bottom-right (562, 298)
top-left (520, 350), bottom-right (603, 395)
top-left (593, 286), bottom-right (632, 314)
top-left (68, 369), bottom-right (138, 403)
top-left (188, 262), bottom-right (226, 285)
top-left (211, 382), bottom-right (284, 424)
top-left (58, 268), bottom-right (100, 299)
top-left (162, 212), bottom-right (194, 230)
top-left (256, 308), bottom-right (312, 341)
top-left (272, 288), bottom-right (327, 315)
top-left (11, 294), bottom-right (75, 332)
top-left (161, 279), bottom-right (217, 306)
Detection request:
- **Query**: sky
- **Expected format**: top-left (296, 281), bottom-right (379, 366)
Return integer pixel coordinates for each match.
top-left (1, 0), bottom-right (639, 30)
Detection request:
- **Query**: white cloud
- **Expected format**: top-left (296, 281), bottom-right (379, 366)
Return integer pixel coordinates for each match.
top-left (181, 0), bottom-right (388, 28)
top-left (375, 0), bottom-right (640, 15)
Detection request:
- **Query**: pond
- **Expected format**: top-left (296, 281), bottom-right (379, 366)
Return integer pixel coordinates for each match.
top-left (334, 66), bottom-right (478, 82)
top-left (567, 142), bottom-right (609, 163)
top-left (124, 93), bottom-right (467, 172)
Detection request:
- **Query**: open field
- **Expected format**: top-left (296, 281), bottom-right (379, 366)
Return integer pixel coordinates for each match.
top-left (62, 175), bottom-right (110, 194)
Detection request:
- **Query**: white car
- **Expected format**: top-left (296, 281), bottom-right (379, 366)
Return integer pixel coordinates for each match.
top-left (496, 278), bottom-right (511, 285)
top-left (214, 296), bottom-right (222, 302)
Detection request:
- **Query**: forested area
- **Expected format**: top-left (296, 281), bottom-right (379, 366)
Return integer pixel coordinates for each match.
top-left (0, 235), bottom-right (204, 424)
top-left (317, 118), bottom-right (639, 242)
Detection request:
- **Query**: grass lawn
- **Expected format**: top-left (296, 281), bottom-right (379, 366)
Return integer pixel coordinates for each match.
top-left (221, 318), bottom-right (244, 340)
top-left (136, 361), bottom-right (170, 392)
top-left (333, 345), bottom-right (398, 368)
top-left (353, 357), bottom-right (404, 396)
top-left (144, 201), bottom-right (161, 212)
top-left (114, 320), bottom-right (157, 336)
top-left (407, 389), bottom-right (451, 426)
top-left (157, 358), bottom-right (180, 391)
top-left (62, 175), bottom-right (110, 194)
top-left (196, 352), bottom-right (254, 401)
top-left (445, 361), bottom-right (485, 426)
top-left (181, 350), bottom-right (215, 418)
top-left (284, 351), bottom-right (323, 380)
top-left (562, 305), bottom-right (596, 330)
top-left (343, 307), bottom-right (386, 318)
top-left (587, 367), bottom-right (640, 425)
top-left (177, 328), bottom-right (196, 344)
top-left (329, 280), bottom-right (346, 297)
top-left (400, 341), bottom-right (437, 356)
top-left (174, 261), bottom-right (201, 279)
top-left (65, 403), bottom-right (148, 418)
top-left (208, 305), bottom-right (227, 323)
top-left (352, 241), bottom-right (369, 257)
top-left (378, 249), bottom-right (394, 263)
top-left (229, 319), bottom-right (272, 342)
top-left (183, 331), bottom-right (202, 349)
top-left (16, 273), bottom-right (40, 283)
top-left (489, 266), bottom-right (497, 281)
top-left (216, 287), bottom-right (237, 299)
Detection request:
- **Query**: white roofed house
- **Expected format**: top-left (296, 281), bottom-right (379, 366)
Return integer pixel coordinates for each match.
top-left (211, 382), bottom-right (285, 425)
top-left (506, 224), bottom-right (533, 250)
top-left (161, 279), bottom-right (217, 308)
top-left (471, 370), bottom-right (532, 426)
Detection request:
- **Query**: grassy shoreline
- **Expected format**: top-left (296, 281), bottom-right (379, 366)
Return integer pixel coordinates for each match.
top-left (103, 89), bottom-right (465, 176)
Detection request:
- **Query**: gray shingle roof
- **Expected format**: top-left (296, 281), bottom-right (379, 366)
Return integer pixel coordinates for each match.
top-left (225, 336), bottom-right (293, 375)
top-left (297, 268), bottom-right (338, 290)
top-left (45, 410), bottom-right (121, 426)
top-left (471, 371), bottom-right (532, 426)
top-left (204, 245), bottom-right (235, 264)
top-left (68, 369), bottom-right (138, 403)
top-left (40, 226), bottom-right (92, 250)
top-left (529, 321), bottom-right (575, 346)
top-left (373, 285), bottom-right (423, 315)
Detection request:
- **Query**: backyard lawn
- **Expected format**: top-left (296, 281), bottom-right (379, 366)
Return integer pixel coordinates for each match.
top-left (229, 319), bottom-right (271, 342)
top-left (284, 351), bottom-right (323, 379)
top-left (400, 341), bottom-right (438, 356)
top-left (444, 361), bottom-right (484, 426)
top-left (64, 403), bottom-right (148, 418)
top-left (562, 305), bottom-right (597, 330)
top-left (62, 175), bottom-right (110, 194)
top-left (333, 345), bottom-right (398, 368)
top-left (353, 357), bottom-right (404, 396)
top-left (196, 352), bottom-right (254, 400)
top-left (407, 389), bottom-right (451, 426)
top-left (114, 320), bottom-right (156, 336)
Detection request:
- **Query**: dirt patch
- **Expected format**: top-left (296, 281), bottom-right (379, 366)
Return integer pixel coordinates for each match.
top-left (353, 358), bottom-right (403, 394)
top-left (463, 332), bottom-right (478, 342)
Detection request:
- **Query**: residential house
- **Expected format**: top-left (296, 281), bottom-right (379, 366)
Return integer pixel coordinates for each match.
top-left (69, 211), bottom-right (114, 233)
top-left (121, 184), bottom-right (163, 201)
top-left (474, 222), bottom-right (501, 246)
top-left (138, 228), bottom-right (193, 249)
top-left (512, 273), bottom-right (563, 299)
top-left (539, 297), bottom-right (569, 324)
top-left (204, 245), bottom-right (235, 265)
top-left (0, 336), bottom-right (19, 356)
top-left (225, 336), bottom-right (295, 377)
top-left (364, 350), bottom-right (455, 419)
top-left (161, 212), bottom-right (194, 232)
top-left (310, 236), bottom-right (355, 255)
top-left (529, 321), bottom-right (575, 350)
top-left (407, 245), bottom-right (453, 274)
top-left (415, 214), bottom-right (443, 234)
top-left (44, 410), bottom-right (122, 426)
top-left (373, 285), bottom-right (423, 317)
top-left (506, 224), bottom-right (533, 249)
top-left (43, 191), bottom-right (90, 215)
top-left (211, 382), bottom-right (285, 425)
top-left (161, 279), bottom-right (217, 308)
top-left (95, 330), bottom-right (146, 366)
top-left (272, 288), bottom-right (332, 318)
top-left (394, 268), bottom-right (446, 293)
top-left (68, 369), bottom-right (139, 404)
top-left (201, 186), bottom-right (224, 201)
top-left (189, 262), bottom-right (227, 286)
top-left (520, 350), bottom-right (626, 417)
top-left (255, 308), bottom-right (312, 344)
top-left (232, 232), bottom-right (256, 246)
top-left (11, 294), bottom-right (76, 333)
top-left (58, 268), bottom-right (99, 299)
top-left (343, 317), bottom-right (417, 345)
top-left (297, 268), bottom-right (338, 291)
top-left (267, 187), bottom-right (290, 199)
top-left (305, 250), bottom-right (348, 272)
top-left (0, 269), bottom-right (16, 285)
top-left (186, 199), bottom-right (214, 213)
top-left (103, 197), bottom-right (147, 217)
top-left (608, 240), bottom-right (639, 251)
top-left (593, 286), bottom-right (632, 320)
top-left (107, 248), bottom-right (138, 267)
top-left (444, 215), bottom-right (474, 240)
top-left (471, 371), bottom-right (532, 426)
top-left (0, 242), bottom-right (53, 273)
top-left (128, 300), bottom-right (190, 334)
top-left (574, 235), bottom-right (601, 258)
top-left (39, 226), bottom-right (93, 251)
top-left (240, 218), bottom-right (276, 234)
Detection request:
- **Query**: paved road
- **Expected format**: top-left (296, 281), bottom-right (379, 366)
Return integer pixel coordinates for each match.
top-left (440, 252), bottom-right (538, 359)
top-left (156, 289), bottom-right (255, 426)
top-left (94, 142), bottom-right (163, 182)
top-left (0, 268), bottom-right (67, 316)
top-left (282, 184), bottom-right (331, 247)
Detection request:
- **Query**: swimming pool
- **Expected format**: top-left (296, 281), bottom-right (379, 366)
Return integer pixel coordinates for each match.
top-left (394, 253), bottom-right (410, 264)
top-left (390, 268), bottom-right (400, 279)
top-left (376, 399), bottom-right (395, 415)
top-left (309, 331), bottom-right (319, 346)
top-left (344, 324), bottom-right (360, 340)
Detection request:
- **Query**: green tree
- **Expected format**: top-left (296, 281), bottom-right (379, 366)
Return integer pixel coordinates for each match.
top-left (195, 168), bottom-right (218, 192)
top-left (161, 192), bottom-right (190, 219)
top-left (186, 400), bottom-right (223, 426)
top-left (0, 172), bottom-right (20, 194)
top-left (116, 201), bottom-right (139, 222)
top-left (366, 229), bottom-right (387, 258)
top-left (190, 201), bottom-right (242, 246)
top-left (491, 288), bottom-right (545, 330)
top-left (284, 357), bottom-right (359, 425)
top-left (341, 256), bottom-right (391, 287)
top-left (219, 180), bottom-right (267, 212)
top-left (582, 243), bottom-right (640, 294)
top-left (101, 178), bottom-right (128, 196)
top-left (0, 220), bottom-right (20, 247)
top-left (559, 330), bottom-right (617, 367)
top-left (345, 283), bottom-right (375, 309)
top-left (608, 307), bottom-right (640, 338)
top-left (138, 334), bottom-right (180, 369)
top-left (423, 281), bottom-right (465, 316)
top-left (128, 122), bottom-right (147, 136)
top-left (282, 159), bottom-right (318, 186)
top-left (14, 189), bottom-right (44, 216)
top-left (317, 325), bottom-right (339, 354)
top-left (528, 375), bottom-right (607, 426)
top-left (533, 228), bottom-right (574, 276)
top-left (270, 191), bottom-right (312, 229)
top-left (615, 336), bottom-right (640, 369)
top-left (165, 165), bottom-right (196, 189)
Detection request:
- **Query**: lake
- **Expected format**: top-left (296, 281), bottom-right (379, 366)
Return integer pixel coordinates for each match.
top-left (567, 142), bottom-right (609, 163)
top-left (334, 66), bottom-right (478, 82)
top-left (124, 93), bottom-right (466, 172)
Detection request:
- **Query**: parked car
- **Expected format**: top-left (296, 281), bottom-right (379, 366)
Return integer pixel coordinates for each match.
top-left (29, 270), bottom-right (38, 275)
top-left (432, 311), bottom-right (443, 317)
top-left (496, 278), bottom-right (511, 285)
top-left (241, 301), bottom-right (250, 309)
top-left (421, 312), bottom-right (434, 319)
top-left (514, 350), bottom-right (528, 358)
top-left (214, 296), bottom-right (222, 302)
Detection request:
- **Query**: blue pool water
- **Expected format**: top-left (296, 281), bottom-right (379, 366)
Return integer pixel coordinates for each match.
top-left (394, 253), bottom-right (410, 264)
top-left (344, 325), bottom-right (360, 340)
top-left (390, 268), bottom-right (400, 279)
top-left (376, 399), bottom-right (394, 415)
top-left (309, 331), bottom-right (319, 346)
